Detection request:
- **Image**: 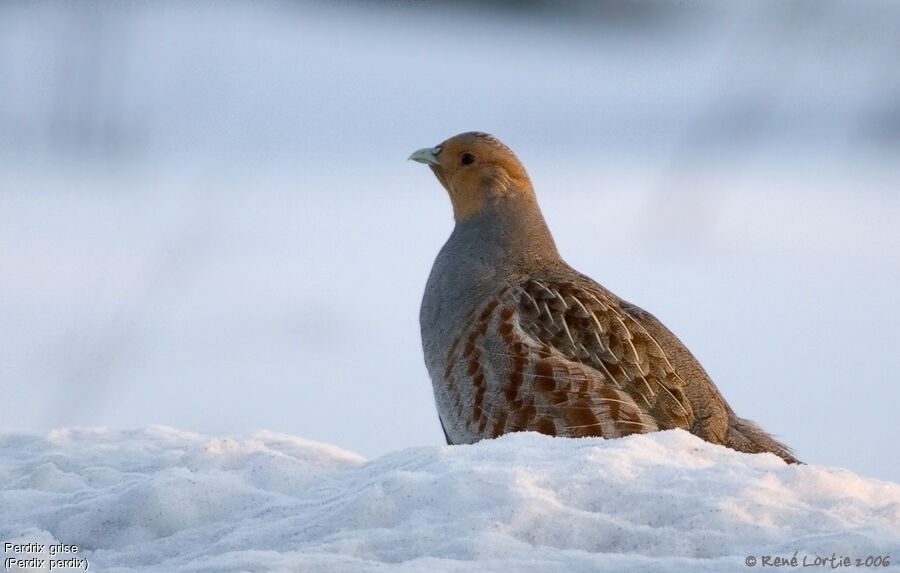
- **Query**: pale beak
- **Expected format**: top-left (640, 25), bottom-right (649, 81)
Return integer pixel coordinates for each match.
top-left (408, 147), bottom-right (440, 166)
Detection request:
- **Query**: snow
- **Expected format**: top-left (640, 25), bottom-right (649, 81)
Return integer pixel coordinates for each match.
top-left (2, 427), bottom-right (898, 572)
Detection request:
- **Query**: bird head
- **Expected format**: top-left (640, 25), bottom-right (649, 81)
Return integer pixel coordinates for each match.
top-left (409, 132), bottom-right (534, 222)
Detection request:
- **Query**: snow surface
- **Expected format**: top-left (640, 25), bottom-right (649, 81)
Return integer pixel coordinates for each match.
top-left (2, 427), bottom-right (898, 572)
top-left (1, 0), bottom-right (899, 490)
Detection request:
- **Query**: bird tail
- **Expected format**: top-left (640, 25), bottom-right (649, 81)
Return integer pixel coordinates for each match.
top-left (725, 414), bottom-right (801, 464)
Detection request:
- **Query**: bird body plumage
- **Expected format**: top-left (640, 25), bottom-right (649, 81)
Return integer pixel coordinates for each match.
top-left (412, 132), bottom-right (798, 464)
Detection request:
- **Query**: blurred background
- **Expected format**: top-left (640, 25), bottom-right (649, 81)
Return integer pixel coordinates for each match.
top-left (1, 1), bottom-right (898, 482)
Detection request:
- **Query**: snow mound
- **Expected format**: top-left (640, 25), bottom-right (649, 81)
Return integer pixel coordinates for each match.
top-left (1, 427), bottom-right (897, 572)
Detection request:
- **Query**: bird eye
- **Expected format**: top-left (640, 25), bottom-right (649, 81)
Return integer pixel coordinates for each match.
top-left (460, 152), bottom-right (476, 166)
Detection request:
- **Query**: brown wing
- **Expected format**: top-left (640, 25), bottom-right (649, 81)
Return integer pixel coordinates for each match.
top-left (438, 278), bottom-right (696, 442)
top-left (503, 277), bottom-right (695, 437)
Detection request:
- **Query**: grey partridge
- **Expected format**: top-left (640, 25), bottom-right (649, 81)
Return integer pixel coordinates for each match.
top-left (410, 132), bottom-right (798, 464)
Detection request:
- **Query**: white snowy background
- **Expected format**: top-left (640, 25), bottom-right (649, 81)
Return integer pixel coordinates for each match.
top-left (2, 428), bottom-right (899, 571)
top-left (1, 1), bottom-right (899, 570)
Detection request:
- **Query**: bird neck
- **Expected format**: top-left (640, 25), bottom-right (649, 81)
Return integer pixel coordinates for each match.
top-left (451, 189), bottom-right (562, 271)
